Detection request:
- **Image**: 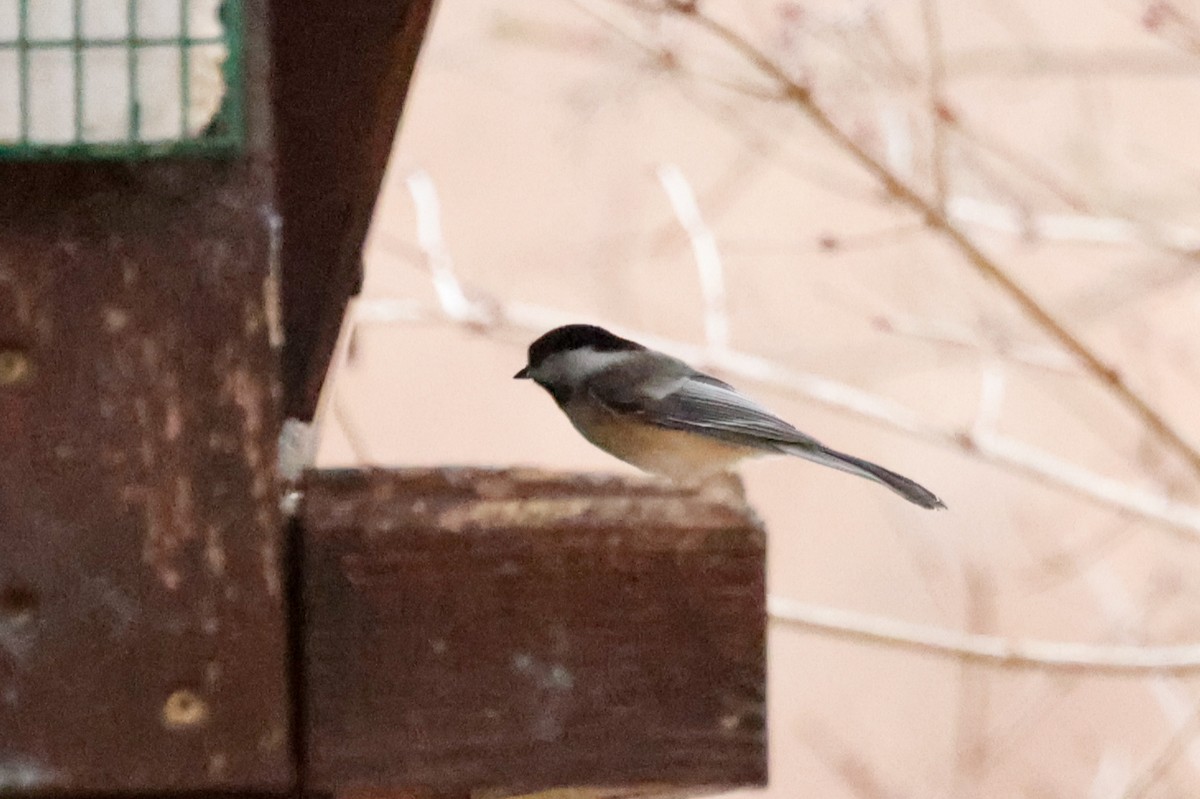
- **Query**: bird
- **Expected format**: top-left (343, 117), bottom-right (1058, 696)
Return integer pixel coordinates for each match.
top-left (514, 324), bottom-right (945, 509)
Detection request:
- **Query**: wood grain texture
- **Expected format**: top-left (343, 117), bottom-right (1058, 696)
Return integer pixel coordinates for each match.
top-left (269, 0), bottom-right (436, 418)
top-left (0, 1), bottom-right (290, 791)
top-left (302, 468), bottom-right (767, 796)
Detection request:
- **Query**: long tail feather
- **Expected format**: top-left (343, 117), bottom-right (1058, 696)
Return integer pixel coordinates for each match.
top-left (782, 443), bottom-right (946, 510)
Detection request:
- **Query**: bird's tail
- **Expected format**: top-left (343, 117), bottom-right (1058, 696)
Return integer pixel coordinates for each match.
top-left (782, 443), bottom-right (946, 510)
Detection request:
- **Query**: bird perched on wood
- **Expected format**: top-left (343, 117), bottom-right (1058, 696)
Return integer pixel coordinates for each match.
top-left (515, 324), bottom-right (944, 509)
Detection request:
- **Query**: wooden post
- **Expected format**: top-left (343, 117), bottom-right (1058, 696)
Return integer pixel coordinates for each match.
top-left (0, 2), bottom-right (290, 791)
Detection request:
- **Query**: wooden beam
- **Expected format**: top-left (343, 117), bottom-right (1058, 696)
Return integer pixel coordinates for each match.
top-left (269, 0), bottom-right (437, 419)
top-left (301, 468), bottom-right (767, 796)
top-left (0, 2), bottom-right (290, 791)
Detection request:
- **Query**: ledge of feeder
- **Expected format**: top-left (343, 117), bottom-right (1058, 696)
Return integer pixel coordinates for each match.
top-left (299, 467), bottom-right (768, 797)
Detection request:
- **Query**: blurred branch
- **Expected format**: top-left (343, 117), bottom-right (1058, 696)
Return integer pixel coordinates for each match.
top-left (366, 171), bottom-right (1200, 541)
top-left (566, 0), bottom-right (780, 99)
top-left (951, 564), bottom-right (997, 790)
top-left (315, 170), bottom-right (492, 460)
top-left (946, 114), bottom-right (1094, 213)
top-left (1143, 1), bottom-right (1200, 59)
top-left (406, 169), bottom-right (490, 324)
top-left (946, 46), bottom-right (1197, 76)
top-left (921, 0), bottom-right (949, 210)
top-left (1087, 564), bottom-right (1200, 780)
top-left (801, 726), bottom-right (897, 799)
top-left (768, 596), bottom-right (1200, 676)
top-left (1118, 698), bottom-right (1200, 798)
top-left (871, 310), bottom-right (1079, 375)
top-left (938, 103), bottom-right (1200, 262)
top-left (660, 2), bottom-right (1200, 484)
top-left (948, 196), bottom-right (1200, 253)
top-left (656, 163), bottom-right (730, 352)
top-left (362, 280), bottom-right (1200, 543)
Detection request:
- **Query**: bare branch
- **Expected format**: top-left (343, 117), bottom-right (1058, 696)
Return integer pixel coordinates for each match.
top-left (967, 429), bottom-right (1200, 538)
top-left (873, 310), bottom-right (1078, 375)
top-left (972, 361), bottom-right (1007, 438)
top-left (879, 101), bottom-right (915, 183)
top-left (664, 4), bottom-right (1200, 484)
top-left (358, 256), bottom-right (1200, 543)
top-left (405, 169), bottom-right (488, 324)
top-left (1117, 699), bottom-right (1200, 798)
top-left (502, 300), bottom-right (1200, 540)
top-left (656, 163), bottom-right (730, 352)
top-left (1087, 564), bottom-right (1200, 778)
top-left (921, 0), bottom-right (949, 210)
top-left (366, 164), bottom-right (1200, 542)
top-left (1142, 1), bottom-right (1200, 60)
top-left (948, 195), bottom-right (1200, 253)
top-left (510, 301), bottom-right (1200, 542)
top-left (944, 46), bottom-right (1195, 76)
top-left (768, 596), bottom-right (1200, 676)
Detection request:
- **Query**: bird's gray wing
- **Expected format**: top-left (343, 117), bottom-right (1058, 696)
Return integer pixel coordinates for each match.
top-left (586, 360), bottom-right (819, 451)
top-left (587, 358), bottom-right (945, 508)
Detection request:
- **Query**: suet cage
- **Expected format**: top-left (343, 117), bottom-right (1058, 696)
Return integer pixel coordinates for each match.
top-left (0, 0), bottom-right (242, 160)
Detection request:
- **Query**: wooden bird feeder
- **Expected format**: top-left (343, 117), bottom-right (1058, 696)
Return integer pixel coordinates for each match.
top-left (0, 2), bottom-right (767, 797)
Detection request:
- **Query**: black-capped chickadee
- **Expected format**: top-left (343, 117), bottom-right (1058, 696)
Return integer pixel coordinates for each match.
top-left (514, 324), bottom-right (945, 509)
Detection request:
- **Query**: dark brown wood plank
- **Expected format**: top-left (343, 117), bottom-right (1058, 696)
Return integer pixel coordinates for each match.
top-left (0, 2), bottom-right (290, 791)
top-left (302, 468), bottom-right (767, 796)
top-left (269, 0), bottom-right (436, 419)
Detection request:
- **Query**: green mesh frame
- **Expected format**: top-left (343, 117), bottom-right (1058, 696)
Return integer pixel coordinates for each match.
top-left (0, 0), bottom-right (243, 160)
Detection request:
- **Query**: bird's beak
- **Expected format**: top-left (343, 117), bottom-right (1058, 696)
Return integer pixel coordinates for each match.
top-left (514, 366), bottom-right (530, 379)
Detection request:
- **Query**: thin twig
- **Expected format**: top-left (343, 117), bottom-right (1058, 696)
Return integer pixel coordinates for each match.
top-left (874, 310), bottom-right (1078, 375)
top-left (948, 195), bottom-right (1200, 252)
top-left (921, 0), bottom-right (949, 210)
top-left (968, 430), bottom-right (1200, 538)
top-left (768, 596), bottom-right (1200, 676)
top-left (1118, 698), bottom-right (1200, 798)
top-left (945, 46), bottom-right (1196, 76)
top-left (405, 169), bottom-right (487, 324)
top-left (506, 300), bottom-right (1200, 543)
top-left (946, 115), bottom-right (1094, 213)
top-left (972, 361), bottom-right (1007, 438)
top-left (801, 726), bottom-right (898, 799)
top-left (1087, 564), bottom-right (1200, 779)
top-left (943, 116), bottom-right (1200, 263)
top-left (1143, 0), bottom-right (1200, 60)
top-left (950, 565), bottom-right (996, 790)
top-left (656, 163), bottom-right (730, 352)
top-left (568, 0), bottom-right (781, 98)
top-left (366, 165), bottom-right (1200, 541)
top-left (665, 3), bottom-right (1200, 484)
top-left (359, 256), bottom-right (1200, 543)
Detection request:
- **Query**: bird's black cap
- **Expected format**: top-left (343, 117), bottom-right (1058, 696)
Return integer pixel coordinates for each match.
top-left (515, 324), bottom-right (644, 379)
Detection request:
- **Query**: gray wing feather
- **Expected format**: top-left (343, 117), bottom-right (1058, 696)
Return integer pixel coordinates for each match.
top-left (653, 375), bottom-right (822, 449)
top-left (586, 359), bottom-right (819, 451)
top-left (585, 356), bottom-right (945, 509)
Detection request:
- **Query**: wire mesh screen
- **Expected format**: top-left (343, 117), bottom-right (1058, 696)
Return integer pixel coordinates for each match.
top-left (0, 0), bottom-right (243, 160)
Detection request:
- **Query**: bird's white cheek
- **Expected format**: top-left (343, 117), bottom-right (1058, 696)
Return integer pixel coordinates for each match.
top-left (539, 349), bottom-right (635, 384)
